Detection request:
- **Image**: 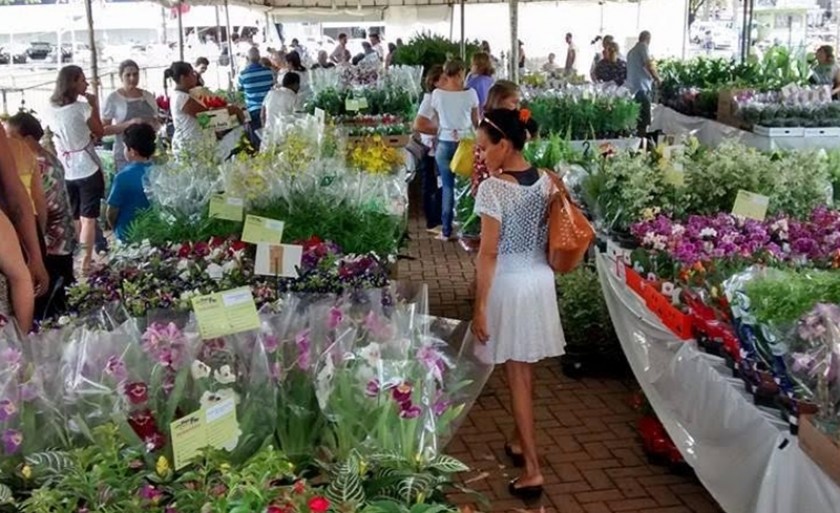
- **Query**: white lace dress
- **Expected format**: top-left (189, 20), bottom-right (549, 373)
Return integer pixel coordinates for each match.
top-left (474, 174), bottom-right (566, 364)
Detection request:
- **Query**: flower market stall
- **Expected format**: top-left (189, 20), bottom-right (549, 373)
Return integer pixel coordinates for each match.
top-left (573, 136), bottom-right (840, 511)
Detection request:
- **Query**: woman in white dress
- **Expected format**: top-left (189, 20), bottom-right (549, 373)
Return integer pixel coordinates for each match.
top-left (102, 59), bottom-right (160, 171)
top-left (471, 108), bottom-right (565, 499)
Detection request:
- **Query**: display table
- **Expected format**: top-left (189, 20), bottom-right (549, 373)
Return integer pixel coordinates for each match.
top-left (650, 105), bottom-right (840, 151)
top-left (595, 252), bottom-right (840, 513)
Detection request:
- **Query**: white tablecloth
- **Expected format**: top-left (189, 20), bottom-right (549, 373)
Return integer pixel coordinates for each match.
top-left (595, 252), bottom-right (840, 513)
top-left (651, 105), bottom-right (840, 151)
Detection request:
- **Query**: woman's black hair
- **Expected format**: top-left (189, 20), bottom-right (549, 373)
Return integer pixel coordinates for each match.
top-left (479, 108), bottom-right (539, 151)
top-left (164, 61), bottom-right (194, 87)
top-left (6, 112), bottom-right (44, 141)
top-left (285, 51), bottom-right (306, 72)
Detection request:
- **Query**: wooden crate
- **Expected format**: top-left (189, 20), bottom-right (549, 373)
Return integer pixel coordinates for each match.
top-left (799, 415), bottom-right (840, 487)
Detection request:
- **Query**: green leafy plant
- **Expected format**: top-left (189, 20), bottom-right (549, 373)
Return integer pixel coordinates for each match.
top-left (745, 269), bottom-right (840, 327)
top-left (391, 33), bottom-right (481, 75)
top-left (555, 265), bottom-right (619, 354)
top-left (528, 93), bottom-right (639, 140)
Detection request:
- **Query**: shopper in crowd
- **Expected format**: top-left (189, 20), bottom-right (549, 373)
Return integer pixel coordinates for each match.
top-left (194, 56), bottom-right (210, 87)
top-left (811, 45), bottom-right (840, 97)
top-left (6, 130), bottom-right (46, 233)
top-left (466, 52), bottom-right (495, 114)
top-left (385, 42), bottom-right (398, 68)
top-left (593, 42), bottom-right (627, 86)
top-left (542, 53), bottom-right (558, 73)
top-left (103, 60), bottom-right (159, 171)
top-left (284, 51), bottom-right (309, 109)
top-left (471, 80), bottom-right (528, 196)
top-left (589, 34), bottom-right (614, 81)
top-left (6, 112), bottom-right (76, 319)
top-left (312, 50), bottom-right (335, 70)
top-left (626, 31), bottom-right (661, 139)
top-left (331, 33), bottom-right (351, 64)
top-left (471, 108), bottom-right (563, 500)
top-left (0, 125), bottom-right (48, 301)
top-left (47, 65), bottom-right (105, 275)
top-left (106, 123), bottom-right (155, 243)
top-left (238, 47), bottom-right (276, 146)
top-left (413, 65), bottom-right (445, 235)
top-left (564, 32), bottom-right (577, 76)
top-left (352, 42), bottom-right (376, 66)
top-left (426, 60), bottom-right (479, 242)
top-left (518, 40), bottom-right (527, 70)
top-left (369, 32), bottom-right (384, 60)
top-left (262, 72), bottom-right (300, 142)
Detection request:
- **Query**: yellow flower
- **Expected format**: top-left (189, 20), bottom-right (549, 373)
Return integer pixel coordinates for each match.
top-left (21, 465), bottom-right (32, 480)
top-left (156, 456), bottom-right (171, 477)
top-left (220, 462), bottom-right (231, 474)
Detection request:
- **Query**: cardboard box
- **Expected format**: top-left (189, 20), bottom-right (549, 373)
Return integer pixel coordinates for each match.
top-left (799, 415), bottom-right (840, 487)
top-left (198, 109), bottom-right (240, 132)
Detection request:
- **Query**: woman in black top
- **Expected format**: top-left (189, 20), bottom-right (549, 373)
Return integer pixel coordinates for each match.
top-left (593, 42), bottom-right (627, 86)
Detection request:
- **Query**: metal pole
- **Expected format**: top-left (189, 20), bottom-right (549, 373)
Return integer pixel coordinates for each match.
top-left (682, 0), bottom-right (689, 59)
top-left (449, 4), bottom-right (454, 41)
top-left (459, 0), bottom-right (465, 60)
top-left (215, 5), bottom-right (222, 47)
top-left (740, 0), bottom-right (749, 61)
top-left (224, 0), bottom-right (236, 80)
top-left (83, 0), bottom-right (99, 98)
top-left (509, 0), bottom-right (519, 82)
top-left (177, 2), bottom-right (185, 62)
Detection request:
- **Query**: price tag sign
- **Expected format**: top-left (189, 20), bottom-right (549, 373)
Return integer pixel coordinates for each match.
top-left (191, 287), bottom-right (260, 339)
top-left (732, 190), bottom-right (770, 221)
top-left (356, 97), bottom-right (368, 109)
top-left (171, 397), bottom-right (239, 470)
top-left (314, 107), bottom-right (326, 127)
top-left (241, 215), bottom-right (284, 244)
top-left (345, 98), bottom-right (360, 112)
top-left (208, 194), bottom-right (245, 221)
top-left (255, 243), bottom-right (303, 277)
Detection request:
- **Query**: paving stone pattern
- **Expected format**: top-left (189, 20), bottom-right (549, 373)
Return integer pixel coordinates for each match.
top-left (397, 211), bottom-right (722, 513)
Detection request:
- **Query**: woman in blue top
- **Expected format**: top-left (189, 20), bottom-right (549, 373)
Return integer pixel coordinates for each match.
top-left (466, 52), bottom-right (495, 115)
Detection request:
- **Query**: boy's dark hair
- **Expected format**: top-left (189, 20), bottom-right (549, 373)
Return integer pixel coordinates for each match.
top-left (281, 71), bottom-right (300, 89)
top-left (195, 56), bottom-right (210, 67)
top-left (124, 123), bottom-right (157, 158)
top-left (7, 111), bottom-right (44, 141)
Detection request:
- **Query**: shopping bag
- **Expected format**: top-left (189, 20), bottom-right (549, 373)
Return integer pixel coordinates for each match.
top-left (451, 139), bottom-right (475, 178)
top-left (544, 169), bottom-right (594, 273)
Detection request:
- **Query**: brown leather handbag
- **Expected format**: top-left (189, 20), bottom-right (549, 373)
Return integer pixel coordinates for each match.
top-left (543, 169), bottom-right (595, 273)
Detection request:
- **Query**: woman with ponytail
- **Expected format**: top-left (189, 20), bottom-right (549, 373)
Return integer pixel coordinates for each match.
top-left (471, 108), bottom-right (565, 499)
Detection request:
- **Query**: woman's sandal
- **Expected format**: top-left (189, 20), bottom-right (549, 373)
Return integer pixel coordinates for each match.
top-left (504, 443), bottom-right (525, 468)
top-left (508, 478), bottom-right (543, 499)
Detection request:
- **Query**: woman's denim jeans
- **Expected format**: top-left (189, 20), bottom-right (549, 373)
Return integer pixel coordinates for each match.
top-left (434, 140), bottom-right (459, 237)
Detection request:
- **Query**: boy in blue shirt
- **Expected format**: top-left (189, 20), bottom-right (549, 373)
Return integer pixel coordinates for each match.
top-left (106, 123), bottom-right (155, 242)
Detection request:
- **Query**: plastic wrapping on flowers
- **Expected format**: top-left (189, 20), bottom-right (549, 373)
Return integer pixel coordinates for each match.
top-left (0, 325), bottom-right (24, 460)
top-left (311, 283), bottom-right (493, 465)
top-left (455, 176), bottom-right (479, 239)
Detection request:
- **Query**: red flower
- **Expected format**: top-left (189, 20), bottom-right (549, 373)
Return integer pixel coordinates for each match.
top-left (292, 480), bottom-right (306, 495)
top-left (266, 506), bottom-right (291, 513)
top-left (128, 409), bottom-right (158, 439)
top-left (210, 236), bottom-right (226, 248)
top-left (518, 108), bottom-right (531, 123)
top-left (230, 240), bottom-right (247, 253)
top-left (143, 431), bottom-right (166, 452)
top-left (193, 242), bottom-right (210, 257)
top-left (178, 243), bottom-right (192, 258)
top-left (124, 382), bottom-right (149, 405)
top-left (300, 235), bottom-right (323, 252)
top-left (308, 497), bottom-right (330, 513)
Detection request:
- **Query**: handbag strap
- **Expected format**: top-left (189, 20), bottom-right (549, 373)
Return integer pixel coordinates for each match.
top-left (541, 168), bottom-right (577, 221)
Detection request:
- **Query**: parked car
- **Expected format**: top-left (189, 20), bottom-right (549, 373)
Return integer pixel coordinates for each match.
top-left (6, 44), bottom-right (29, 64)
top-left (0, 47), bottom-right (9, 65)
top-left (26, 42), bottom-right (52, 61)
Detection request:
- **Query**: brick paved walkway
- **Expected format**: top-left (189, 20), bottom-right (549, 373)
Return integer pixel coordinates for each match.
top-left (397, 213), bottom-right (722, 513)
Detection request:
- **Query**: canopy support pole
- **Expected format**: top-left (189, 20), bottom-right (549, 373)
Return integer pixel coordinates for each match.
top-left (459, 0), bottom-right (465, 60)
top-left (83, 0), bottom-right (99, 98)
top-left (509, 0), bottom-right (518, 82)
top-left (224, 0), bottom-right (235, 86)
top-left (681, 0), bottom-right (688, 59)
top-left (215, 5), bottom-right (222, 46)
top-left (177, 1), bottom-right (185, 62)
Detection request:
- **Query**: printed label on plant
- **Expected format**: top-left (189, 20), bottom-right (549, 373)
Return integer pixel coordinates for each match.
top-left (208, 194), bottom-right (244, 221)
top-left (732, 190), bottom-right (769, 221)
top-left (191, 287), bottom-right (260, 339)
top-left (241, 215), bottom-right (285, 244)
top-left (171, 397), bottom-right (239, 470)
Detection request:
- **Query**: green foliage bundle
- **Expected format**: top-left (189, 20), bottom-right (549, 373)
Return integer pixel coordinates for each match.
top-left (391, 32), bottom-right (481, 75)
top-left (745, 269), bottom-right (840, 327)
top-left (308, 84), bottom-right (417, 118)
top-left (555, 265), bottom-right (619, 353)
top-left (528, 93), bottom-right (639, 140)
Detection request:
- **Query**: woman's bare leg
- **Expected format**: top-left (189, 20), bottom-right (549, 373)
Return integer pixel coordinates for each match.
top-left (505, 360), bottom-right (543, 487)
top-left (79, 216), bottom-right (96, 272)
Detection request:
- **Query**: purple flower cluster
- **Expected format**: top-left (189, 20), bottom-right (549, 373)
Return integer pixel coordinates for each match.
top-left (631, 208), bottom-right (840, 267)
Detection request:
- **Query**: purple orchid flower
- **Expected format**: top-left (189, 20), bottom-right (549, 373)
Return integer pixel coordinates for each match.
top-left (328, 306), bottom-right (344, 330)
top-left (399, 402), bottom-right (422, 419)
top-left (0, 399), bottom-right (16, 422)
top-left (296, 330), bottom-right (311, 371)
top-left (104, 355), bottom-right (128, 382)
top-left (2, 429), bottom-right (22, 454)
top-left (263, 335), bottom-right (279, 354)
top-left (365, 379), bottom-right (381, 397)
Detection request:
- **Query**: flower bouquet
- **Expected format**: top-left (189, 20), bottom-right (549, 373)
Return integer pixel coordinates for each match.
top-left (347, 136), bottom-right (406, 175)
